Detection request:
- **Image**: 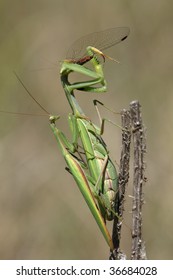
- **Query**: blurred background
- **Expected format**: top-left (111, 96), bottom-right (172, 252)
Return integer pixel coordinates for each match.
top-left (0, 0), bottom-right (173, 259)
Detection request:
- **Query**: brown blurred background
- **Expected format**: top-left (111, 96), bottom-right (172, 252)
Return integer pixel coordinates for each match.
top-left (0, 0), bottom-right (173, 259)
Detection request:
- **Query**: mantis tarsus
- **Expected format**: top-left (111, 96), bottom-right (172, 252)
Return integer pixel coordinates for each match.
top-left (4, 27), bottom-right (129, 251)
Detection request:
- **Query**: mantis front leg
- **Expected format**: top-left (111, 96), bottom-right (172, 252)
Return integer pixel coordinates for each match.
top-left (61, 46), bottom-right (110, 93)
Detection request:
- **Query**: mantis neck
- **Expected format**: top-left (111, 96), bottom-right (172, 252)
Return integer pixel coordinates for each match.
top-left (61, 72), bottom-right (85, 117)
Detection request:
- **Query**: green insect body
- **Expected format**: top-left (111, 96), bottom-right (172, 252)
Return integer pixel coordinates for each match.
top-left (50, 48), bottom-right (119, 250)
top-left (4, 28), bottom-right (129, 251)
top-left (50, 28), bottom-right (129, 249)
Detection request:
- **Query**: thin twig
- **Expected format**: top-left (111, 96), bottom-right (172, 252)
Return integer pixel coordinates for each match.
top-left (118, 109), bottom-right (131, 227)
top-left (130, 100), bottom-right (147, 260)
top-left (110, 109), bottom-right (131, 260)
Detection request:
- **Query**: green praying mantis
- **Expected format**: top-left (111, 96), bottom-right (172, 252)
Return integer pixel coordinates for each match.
top-left (49, 27), bottom-right (130, 251)
top-left (2, 27), bottom-right (129, 251)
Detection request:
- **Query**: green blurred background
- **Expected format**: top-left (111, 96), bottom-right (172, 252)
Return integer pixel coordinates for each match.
top-left (0, 0), bottom-right (173, 259)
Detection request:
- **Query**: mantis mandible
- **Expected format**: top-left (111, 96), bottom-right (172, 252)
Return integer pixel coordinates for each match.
top-left (50, 27), bottom-right (130, 251)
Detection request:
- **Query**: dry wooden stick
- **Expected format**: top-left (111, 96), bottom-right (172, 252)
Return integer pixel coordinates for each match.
top-left (110, 109), bottom-right (131, 260)
top-left (130, 100), bottom-right (147, 260)
top-left (109, 101), bottom-right (147, 260)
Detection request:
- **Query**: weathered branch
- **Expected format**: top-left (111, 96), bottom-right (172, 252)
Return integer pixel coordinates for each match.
top-left (110, 109), bottom-right (131, 260)
top-left (130, 100), bottom-right (147, 260)
top-left (110, 101), bottom-right (147, 260)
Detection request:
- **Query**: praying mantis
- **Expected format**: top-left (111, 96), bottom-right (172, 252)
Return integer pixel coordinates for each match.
top-left (2, 27), bottom-right (129, 251)
top-left (49, 27), bottom-right (130, 251)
